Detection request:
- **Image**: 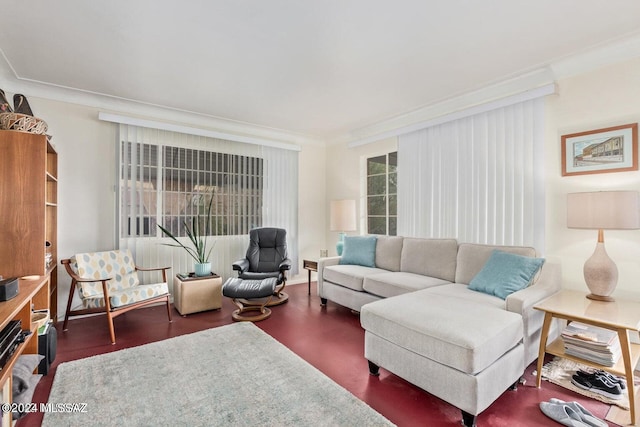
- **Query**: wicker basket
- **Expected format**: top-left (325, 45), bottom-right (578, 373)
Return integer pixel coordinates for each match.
top-left (0, 112), bottom-right (48, 134)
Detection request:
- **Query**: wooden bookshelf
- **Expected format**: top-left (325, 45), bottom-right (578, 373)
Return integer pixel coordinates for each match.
top-left (0, 275), bottom-right (50, 426)
top-left (0, 130), bottom-right (57, 321)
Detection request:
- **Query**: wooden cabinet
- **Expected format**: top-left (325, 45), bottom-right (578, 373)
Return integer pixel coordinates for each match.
top-left (0, 276), bottom-right (50, 426)
top-left (0, 130), bottom-right (58, 321)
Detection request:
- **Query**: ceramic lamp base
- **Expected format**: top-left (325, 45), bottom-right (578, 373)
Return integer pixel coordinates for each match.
top-left (583, 241), bottom-right (618, 302)
top-left (336, 232), bottom-right (346, 256)
top-left (586, 293), bottom-right (615, 302)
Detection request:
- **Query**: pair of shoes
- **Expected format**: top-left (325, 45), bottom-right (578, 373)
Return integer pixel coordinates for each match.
top-left (577, 369), bottom-right (626, 390)
top-left (548, 399), bottom-right (607, 427)
top-left (540, 400), bottom-right (593, 427)
top-left (571, 373), bottom-right (623, 400)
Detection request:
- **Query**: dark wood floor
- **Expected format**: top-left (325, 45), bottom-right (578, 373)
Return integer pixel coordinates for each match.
top-left (20, 282), bottom-right (612, 427)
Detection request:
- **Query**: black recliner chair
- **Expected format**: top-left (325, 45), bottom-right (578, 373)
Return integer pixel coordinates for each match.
top-left (223, 228), bottom-right (292, 321)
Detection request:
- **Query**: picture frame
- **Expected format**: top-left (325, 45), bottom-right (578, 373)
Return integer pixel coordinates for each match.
top-left (561, 123), bottom-right (638, 176)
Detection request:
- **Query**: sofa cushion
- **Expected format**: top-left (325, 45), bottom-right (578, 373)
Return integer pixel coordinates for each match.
top-left (83, 282), bottom-right (169, 309)
top-left (339, 236), bottom-right (377, 267)
top-left (323, 264), bottom-right (388, 292)
top-left (469, 250), bottom-right (545, 299)
top-left (360, 290), bottom-right (523, 375)
top-left (400, 238), bottom-right (458, 282)
top-left (363, 272), bottom-right (451, 298)
top-left (74, 249), bottom-right (140, 298)
top-left (424, 283), bottom-right (505, 309)
top-left (375, 236), bottom-right (404, 272)
top-left (455, 243), bottom-right (537, 285)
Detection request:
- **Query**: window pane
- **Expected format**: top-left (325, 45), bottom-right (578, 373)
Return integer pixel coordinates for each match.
top-left (388, 172), bottom-right (397, 195)
top-left (389, 195), bottom-right (397, 215)
top-left (365, 151), bottom-right (398, 236)
top-left (389, 217), bottom-right (397, 236)
top-left (368, 196), bottom-right (386, 215)
top-left (389, 151), bottom-right (397, 173)
top-left (368, 217), bottom-right (386, 235)
top-left (367, 155), bottom-right (386, 175)
top-left (367, 175), bottom-right (386, 196)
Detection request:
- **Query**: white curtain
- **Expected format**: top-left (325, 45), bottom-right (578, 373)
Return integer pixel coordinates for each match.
top-left (117, 124), bottom-right (299, 287)
top-left (397, 97), bottom-right (545, 253)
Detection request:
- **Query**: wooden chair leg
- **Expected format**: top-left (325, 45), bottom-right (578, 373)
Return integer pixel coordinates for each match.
top-left (63, 282), bottom-right (76, 331)
top-left (61, 261), bottom-right (78, 331)
top-left (106, 311), bottom-right (116, 345)
top-left (165, 296), bottom-right (173, 322)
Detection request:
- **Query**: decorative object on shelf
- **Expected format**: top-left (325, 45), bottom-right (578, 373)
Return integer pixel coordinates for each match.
top-left (0, 112), bottom-right (48, 134)
top-left (158, 192), bottom-right (216, 276)
top-left (0, 89), bottom-right (11, 112)
top-left (13, 94), bottom-right (34, 116)
top-left (45, 241), bottom-right (52, 268)
top-left (31, 310), bottom-right (49, 330)
top-left (561, 123), bottom-right (638, 176)
top-left (567, 190), bottom-right (640, 301)
top-left (329, 199), bottom-right (357, 256)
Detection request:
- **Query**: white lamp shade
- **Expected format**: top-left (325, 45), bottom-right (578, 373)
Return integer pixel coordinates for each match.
top-left (567, 191), bottom-right (640, 230)
top-left (330, 200), bottom-right (357, 232)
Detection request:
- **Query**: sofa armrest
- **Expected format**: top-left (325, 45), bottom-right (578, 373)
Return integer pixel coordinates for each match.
top-left (506, 262), bottom-right (562, 365)
top-left (317, 256), bottom-right (341, 297)
top-left (506, 262), bottom-right (561, 315)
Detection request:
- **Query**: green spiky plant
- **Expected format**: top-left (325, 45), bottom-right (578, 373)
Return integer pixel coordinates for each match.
top-left (157, 193), bottom-right (216, 264)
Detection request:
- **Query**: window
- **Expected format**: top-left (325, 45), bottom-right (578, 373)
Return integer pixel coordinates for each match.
top-left (366, 152), bottom-right (397, 235)
top-left (121, 142), bottom-right (263, 238)
top-left (116, 123), bottom-right (299, 281)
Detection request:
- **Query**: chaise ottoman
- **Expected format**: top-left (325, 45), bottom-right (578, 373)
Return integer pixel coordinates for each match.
top-left (360, 289), bottom-right (525, 427)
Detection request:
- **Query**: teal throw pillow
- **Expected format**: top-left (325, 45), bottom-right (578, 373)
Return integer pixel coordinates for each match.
top-left (469, 250), bottom-right (545, 299)
top-left (339, 236), bottom-right (377, 268)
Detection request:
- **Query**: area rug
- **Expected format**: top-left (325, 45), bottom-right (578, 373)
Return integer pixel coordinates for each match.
top-left (42, 322), bottom-right (394, 427)
top-left (540, 357), bottom-right (637, 410)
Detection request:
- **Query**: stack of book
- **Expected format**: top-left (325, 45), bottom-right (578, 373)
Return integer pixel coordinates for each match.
top-left (561, 321), bottom-right (621, 366)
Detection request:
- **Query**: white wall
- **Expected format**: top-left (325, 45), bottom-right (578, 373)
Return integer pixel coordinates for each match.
top-left (545, 57), bottom-right (640, 299)
top-left (9, 95), bottom-right (326, 318)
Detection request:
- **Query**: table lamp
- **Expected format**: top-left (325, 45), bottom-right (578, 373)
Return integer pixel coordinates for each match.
top-left (330, 199), bottom-right (356, 256)
top-left (567, 191), bottom-right (640, 301)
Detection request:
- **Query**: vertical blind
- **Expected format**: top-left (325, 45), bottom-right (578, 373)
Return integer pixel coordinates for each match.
top-left (118, 124), bottom-right (299, 285)
top-left (397, 97), bottom-right (545, 252)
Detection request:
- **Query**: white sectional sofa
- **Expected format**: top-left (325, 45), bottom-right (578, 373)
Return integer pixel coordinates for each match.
top-left (318, 236), bottom-right (560, 427)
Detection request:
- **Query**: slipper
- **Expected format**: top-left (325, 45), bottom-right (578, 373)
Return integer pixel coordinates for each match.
top-left (540, 402), bottom-right (590, 427)
top-left (549, 398), bottom-right (607, 427)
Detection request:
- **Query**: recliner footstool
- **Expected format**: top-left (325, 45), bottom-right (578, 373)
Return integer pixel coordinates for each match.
top-left (222, 277), bottom-right (277, 321)
top-left (361, 290), bottom-right (525, 427)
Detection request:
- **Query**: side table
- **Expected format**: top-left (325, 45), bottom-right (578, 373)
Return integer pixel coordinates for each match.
top-left (173, 274), bottom-right (223, 316)
top-left (534, 290), bottom-right (640, 425)
top-left (303, 260), bottom-right (317, 295)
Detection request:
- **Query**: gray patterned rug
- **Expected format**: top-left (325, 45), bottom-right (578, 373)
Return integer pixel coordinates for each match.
top-left (43, 322), bottom-right (394, 427)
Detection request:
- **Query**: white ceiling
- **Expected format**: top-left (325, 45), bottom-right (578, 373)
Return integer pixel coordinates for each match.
top-left (1, 0), bottom-right (640, 142)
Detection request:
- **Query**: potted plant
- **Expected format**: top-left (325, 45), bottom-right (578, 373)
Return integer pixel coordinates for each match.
top-left (158, 193), bottom-right (216, 276)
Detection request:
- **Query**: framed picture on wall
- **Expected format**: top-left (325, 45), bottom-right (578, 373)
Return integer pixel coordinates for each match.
top-left (561, 123), bottom-right (638, 176)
